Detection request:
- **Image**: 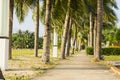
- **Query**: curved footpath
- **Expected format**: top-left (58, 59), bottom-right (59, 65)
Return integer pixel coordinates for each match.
top-left (32, 50), bottom-right (120, 80)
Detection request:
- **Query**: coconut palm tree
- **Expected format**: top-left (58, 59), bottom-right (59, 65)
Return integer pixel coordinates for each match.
top-left (34, 0), bottom-right (39, 57)
top-left (42, 0), bottom-right (52, 63)
top-left (84, 0), bottom-right (118, 60)
top-left (9, 0), bottom-right (31, 59)
top-left (60, 0), bottom-right (86, 59)
top-left (71, 23), bottom-right (77, 54)
top-left (8, 0), bottom-right (14, 59)
top-left (66, 18), bottom-right (72, 57)
top-left (61, 0), bottom-right (71, 59)
top-left (39, 0), bottom-right (66, 62)
top-left (14, 0), bottom-right (40, 57)
top-left (14, 0), bottom-right (30, 23)
top-left (89, 12), bottom-right (93, 47)
top-left (95, 0), bottom-right (103, 60)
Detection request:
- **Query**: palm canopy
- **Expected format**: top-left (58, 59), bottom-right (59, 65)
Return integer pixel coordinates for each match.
top-left (84, 0), bottom-right (118, 25)
top-left (14, 0), bottom-right (118, 47)
top-left (14, 0), bottom-right (36, 23)
top-left (39, 0), bottom-right (118, 45)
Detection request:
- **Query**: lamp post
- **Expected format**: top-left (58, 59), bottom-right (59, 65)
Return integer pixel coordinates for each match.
top-left (0, 0), bottom-right (9, 70)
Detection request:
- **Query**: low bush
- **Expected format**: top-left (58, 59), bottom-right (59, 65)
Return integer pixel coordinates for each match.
top-left (86, 47), bottom-right (93, 55)
top-left (86, 47), bottom-right (120, 55)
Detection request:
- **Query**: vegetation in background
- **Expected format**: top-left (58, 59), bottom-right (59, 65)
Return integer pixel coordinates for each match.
top-left (86, 47), bottom-right (120, 55)
top-left (114, 29), bottom-right (120, 46)
top-left (12, 30), bottom-right (43, 49)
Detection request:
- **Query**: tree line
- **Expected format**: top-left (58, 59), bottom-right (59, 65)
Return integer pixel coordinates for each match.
top-left (12, 30), bottom-right (43, 49)
top-left (8, 0), bottom-right (118, 63)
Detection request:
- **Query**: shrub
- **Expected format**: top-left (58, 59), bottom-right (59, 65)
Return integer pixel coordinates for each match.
top-left (85, 47), bottom-right (93, 55)
top-left (86, 47), bottom-right (120, 55)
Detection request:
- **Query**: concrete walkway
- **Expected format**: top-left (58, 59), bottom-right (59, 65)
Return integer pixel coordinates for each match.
top-left (32, 50), bottom-right (120, 80)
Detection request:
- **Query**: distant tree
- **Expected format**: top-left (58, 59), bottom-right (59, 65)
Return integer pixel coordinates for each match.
top-left (114, 29), bottom-right (120, 46)
top-left (17, 30), bottom-right (24, 48)
top-left (102, 26), bottom-right (117, 45)
top-left (12, 34), bottom-right (18, 48)
top-left (29, 32), bottom-right (34, 48)
top-left (38, 37), bottom-right (43, 49)
top-left (12, 30), bottom-right (43, 49)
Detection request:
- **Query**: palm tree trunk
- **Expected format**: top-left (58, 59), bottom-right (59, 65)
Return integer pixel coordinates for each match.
top-left (89, 12), bottom-right (93, 47)
top-left (42, 0), bottom-right (52, 63)
top-left (66, 18), bottom-right (72, 57)
top-left (61, 0), bottom-right (71, 59)
top-left (8, 0), bottom-right (14, 59)
top-left (79, 40), bottom-right (82, 51)
top-left (88, 34), bottom-right (90, 46)
top-left (75, 40), bottom-right (78, 50)
top-left (95, 0), bottom-right (103, 60)
top-left (34, 0), bottom-right (39, 57)
top-left (71, 25), bottom-right (77, 54)
top-left (94, 16), bottom-right (97, 58)
top-left (61, 13), bottom-right (70, 59)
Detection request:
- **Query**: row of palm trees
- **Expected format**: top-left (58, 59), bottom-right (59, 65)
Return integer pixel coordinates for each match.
top-left (9, 0), bottom-right (40, 59)
top-left (8, 0), bottom-right (118, 63)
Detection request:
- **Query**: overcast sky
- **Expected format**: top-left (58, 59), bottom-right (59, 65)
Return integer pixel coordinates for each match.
top-left (13, 0), bottom-right (120, 37)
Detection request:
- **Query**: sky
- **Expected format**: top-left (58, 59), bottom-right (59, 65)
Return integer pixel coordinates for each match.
top-left (114, 0), bottom-right (120, 26)
top-left (13, 0), bottom-right (120, 36)
top-left (13, 10), bottom-right (44, 37)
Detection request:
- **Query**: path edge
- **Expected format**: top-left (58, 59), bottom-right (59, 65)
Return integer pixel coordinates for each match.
top-left (111, 66), bottom-right (120, 76)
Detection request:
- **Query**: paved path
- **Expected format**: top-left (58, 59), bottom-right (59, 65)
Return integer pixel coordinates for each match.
top-left (32, 50), bottom-right (120, 80)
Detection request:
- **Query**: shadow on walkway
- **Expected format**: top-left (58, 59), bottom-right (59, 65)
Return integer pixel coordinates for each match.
top-left (32, 50), bottom-right (120, 80)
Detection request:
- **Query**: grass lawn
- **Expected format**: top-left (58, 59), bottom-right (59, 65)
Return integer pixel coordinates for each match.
top-left (3, 49), bottom-right (59, 80)
top-left (89, 55), bottom-right (120, 61)
top-left (89, 55), bottom-right (120, 67)
top-left (12, 49), bottom-right (42, 56)
top-left (104, 55), bottom-right (120, 61)
top-left (93, 55), bottom-right (120, 69)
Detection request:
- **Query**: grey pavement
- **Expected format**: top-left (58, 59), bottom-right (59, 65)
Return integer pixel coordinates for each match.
top-left (32, 50), bottom-right (120, 80)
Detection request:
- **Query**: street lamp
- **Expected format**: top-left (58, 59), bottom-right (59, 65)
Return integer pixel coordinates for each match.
top-left (0, 0), bottom-right (9, 70)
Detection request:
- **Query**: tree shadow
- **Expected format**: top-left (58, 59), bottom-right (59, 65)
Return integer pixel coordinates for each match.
top-left (6, 67), bottom-right (48, 71)
top-left (0, 69), bottom-right (5, 80)
top-left (53, 67), bottom-right (109, 70)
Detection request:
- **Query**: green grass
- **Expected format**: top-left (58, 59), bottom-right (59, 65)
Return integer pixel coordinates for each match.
top-left (4, 49), bottom-right (76, 80)
top-left (5, 75), bottom-right (30, 80)
top-left (4, 49), bottom-right (58, 80)
top-left (104, 55), bottom-right (120, 61)
top-left (12, 49), bottom-right (42, 56)
top-left (96, 55), bottom-right (120, 68)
